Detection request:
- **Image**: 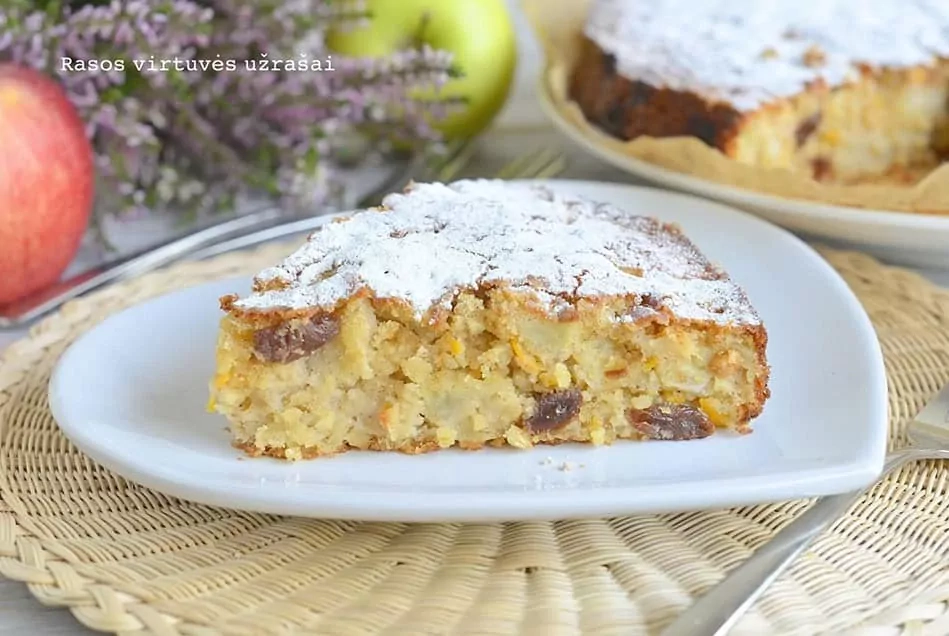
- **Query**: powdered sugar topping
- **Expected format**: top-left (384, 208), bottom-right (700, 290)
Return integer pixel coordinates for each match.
top-left (232, 180), bottom-right (760, 326)
top-left (585, 0), bottom-right (949, 111)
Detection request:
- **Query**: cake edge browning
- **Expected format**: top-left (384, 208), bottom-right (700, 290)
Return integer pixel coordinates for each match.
top-left (568, 37), bottom-right (949, 183)
top-left (568, 37), bottom-right (749, 153)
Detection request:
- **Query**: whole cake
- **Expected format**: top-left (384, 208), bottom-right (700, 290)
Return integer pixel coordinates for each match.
top-left (209, 180), bottom-right (770, 460)
top-left (569, 0), bottom-right (949, 184)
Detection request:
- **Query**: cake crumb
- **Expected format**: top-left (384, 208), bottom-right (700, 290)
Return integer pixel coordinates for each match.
top-left (559, 461), bottom-right (578, 472)
top-left (540, 456), bottom-right (554, 466)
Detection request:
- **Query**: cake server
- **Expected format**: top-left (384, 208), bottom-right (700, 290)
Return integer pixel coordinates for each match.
top-left (661, 379), bottom-right (949, 636)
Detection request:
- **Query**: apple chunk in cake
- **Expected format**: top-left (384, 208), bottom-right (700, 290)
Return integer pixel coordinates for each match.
top-left (209, 180), bottom-right (770, 459)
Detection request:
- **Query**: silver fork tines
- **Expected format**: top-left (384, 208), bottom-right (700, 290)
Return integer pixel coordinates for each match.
top-left (661, 378), bottom-right (949, 636)
top-left (910, 381), bottom-right (949, 446)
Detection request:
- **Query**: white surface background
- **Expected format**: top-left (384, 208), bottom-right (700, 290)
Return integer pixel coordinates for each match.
top-left (0, 2), bottom-right (947, 632)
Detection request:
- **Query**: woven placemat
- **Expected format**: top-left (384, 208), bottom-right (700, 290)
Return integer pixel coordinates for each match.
top-left (1, 243), bottom-right (948, 636)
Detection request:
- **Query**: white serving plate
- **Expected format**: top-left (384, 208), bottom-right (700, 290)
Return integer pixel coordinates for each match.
top-left (539, 82), bottom-right (949, 270)
top-left (48, 180), bottom-right (888, 522)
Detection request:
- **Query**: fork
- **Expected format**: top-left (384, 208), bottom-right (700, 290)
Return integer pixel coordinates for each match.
top-left (0, 143), bottom-right (566, 328)
top-left (661, 380), bottom-right (949, 636)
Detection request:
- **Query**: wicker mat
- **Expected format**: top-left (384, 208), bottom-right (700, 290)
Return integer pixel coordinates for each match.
top-left (1, 243), bottom-right (948, 636)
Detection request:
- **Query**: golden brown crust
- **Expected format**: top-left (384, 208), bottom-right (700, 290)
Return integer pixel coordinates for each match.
top-left (219, 287), bottom-right (373, 328)
top-left (222, 276), bottom-right (756, 331)
top-left (567, 35), bottom-right (949, 180)
top-left (235, 438), bottom-right (443, 460)
top-left (236, 428), bottom-right (624, 460)
top-left (749, 323), bottom-right (771, 418)
top-left (568, 37), bottom-right (749, 154)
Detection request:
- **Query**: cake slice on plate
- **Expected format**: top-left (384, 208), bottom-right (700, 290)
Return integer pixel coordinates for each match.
top-left (209, 180), bottom-right (770, 460)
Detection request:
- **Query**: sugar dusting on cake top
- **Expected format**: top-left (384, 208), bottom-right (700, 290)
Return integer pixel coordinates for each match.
top-left (585, 0), bottom-right (949, 111)
top-left (231, 180), bottom-right (760, 326)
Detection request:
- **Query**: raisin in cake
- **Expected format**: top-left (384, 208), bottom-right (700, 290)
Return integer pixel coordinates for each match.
top-left (569, 0), bottom-right (949, 184)
top-left (209, 180), bottom-right (770, 460)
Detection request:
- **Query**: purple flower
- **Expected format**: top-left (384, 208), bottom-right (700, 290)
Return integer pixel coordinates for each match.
top-left (0, 0), bottom-right (453, 231)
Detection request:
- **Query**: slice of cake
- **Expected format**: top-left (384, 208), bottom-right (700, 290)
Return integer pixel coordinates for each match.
top-left (569, 0), bottom-right (949, 184)
top-left (209, 180), bottom-right (770, 460)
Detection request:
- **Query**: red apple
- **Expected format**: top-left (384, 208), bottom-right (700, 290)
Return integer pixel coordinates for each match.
top-left (0, 64), bottom-right (94, 305)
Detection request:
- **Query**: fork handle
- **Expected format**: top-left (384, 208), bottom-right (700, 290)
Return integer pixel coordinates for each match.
top-left (661, 453), bottom-right (911, 636)
top-left (0, 206), bottom-right (286, 328)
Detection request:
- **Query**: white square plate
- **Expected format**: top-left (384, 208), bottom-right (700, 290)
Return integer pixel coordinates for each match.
top-left (48, 181), bottom-right (888, 522)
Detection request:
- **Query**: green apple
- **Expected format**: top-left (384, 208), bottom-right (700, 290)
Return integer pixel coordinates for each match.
top-left (326, 0), bottom-right (517, 139)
